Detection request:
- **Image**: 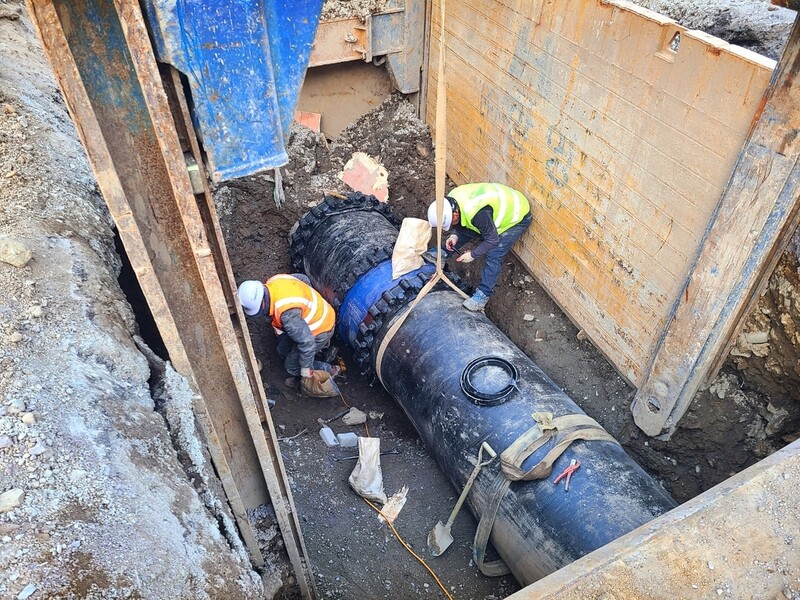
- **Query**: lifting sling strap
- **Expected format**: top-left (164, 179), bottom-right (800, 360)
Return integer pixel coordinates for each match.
top-left (473, 412), bottom-right (620, 576)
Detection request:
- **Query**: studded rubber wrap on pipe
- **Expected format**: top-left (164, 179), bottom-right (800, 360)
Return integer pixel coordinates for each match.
top-left (291, 194), bottom-right (677, 585)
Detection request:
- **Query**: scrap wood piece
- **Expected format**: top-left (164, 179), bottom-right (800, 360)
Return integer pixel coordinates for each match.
top-left (340, 152), bottom-right (389, 202)
top-left (378, 486), bottom-right (409, 524)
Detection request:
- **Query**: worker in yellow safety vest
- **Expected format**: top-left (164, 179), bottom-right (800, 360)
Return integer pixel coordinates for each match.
top-left (427, 183), bottom-right (532, 311)
top-left (238, 274), bottom-right (339, 396)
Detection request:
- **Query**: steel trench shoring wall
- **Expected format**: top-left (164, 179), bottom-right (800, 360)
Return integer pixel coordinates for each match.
top-left (424, 0), bottom-right (783, 436)
top-left (24, 1), bottom-right (317, 597)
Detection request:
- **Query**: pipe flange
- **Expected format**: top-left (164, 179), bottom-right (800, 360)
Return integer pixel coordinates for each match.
top-left (460, 356), bottom-right (518, 406)
top-left (352, 270), bottom-right (472, 374)
top-left (289, 192), bottom-right (400, 274)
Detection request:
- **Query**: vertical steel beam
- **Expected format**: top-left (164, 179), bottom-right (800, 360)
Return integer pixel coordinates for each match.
top-left (384, 0), bottom-right (425, 94)
top-left (632, 15), bottom-right (800, 437)
top-left (25, 1), bottom-right (316, 597)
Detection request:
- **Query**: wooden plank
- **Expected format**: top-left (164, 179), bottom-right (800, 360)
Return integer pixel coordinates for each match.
top-left (418, 0), bottom-right (433, 116)
top-left (507, 440), bottom-right (800, 599)
top-left (25, 0), bottom-right (269, 566)
top-left (164, 68), bottom-right (318, 596)
top-left (112, 5), bottom-right (318, 596)
top-left (632, 16), bottom-right (800, 437)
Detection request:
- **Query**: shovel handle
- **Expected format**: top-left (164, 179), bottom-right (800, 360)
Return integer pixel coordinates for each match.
top-left (445, 442), bottom-right (496, 526)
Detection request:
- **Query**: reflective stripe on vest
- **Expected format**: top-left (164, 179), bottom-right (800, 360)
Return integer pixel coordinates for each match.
top-left (449, 183), bottom-right (530, 234)
top-left (265, 275), bottom-right (335, 336)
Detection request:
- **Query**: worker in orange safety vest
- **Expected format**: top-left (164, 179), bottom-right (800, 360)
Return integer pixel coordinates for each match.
top-left (238, 274), bottom-right (339, 396)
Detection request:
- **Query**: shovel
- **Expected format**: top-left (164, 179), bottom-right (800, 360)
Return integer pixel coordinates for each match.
top-left (427, 441), bottom-right (497, 557)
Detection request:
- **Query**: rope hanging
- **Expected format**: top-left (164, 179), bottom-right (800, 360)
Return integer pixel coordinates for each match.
top-left (375, 0), bottom-right (467, 383)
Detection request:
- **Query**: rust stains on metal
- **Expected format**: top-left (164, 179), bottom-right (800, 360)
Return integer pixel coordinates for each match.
top-left (309, 17), bottom-right (370, 66)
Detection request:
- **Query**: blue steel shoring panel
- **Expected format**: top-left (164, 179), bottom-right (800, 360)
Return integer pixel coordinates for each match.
top-left (264, 0), bottom-right (324, 147)
top-left (144, 0), bottom-right (323, 181)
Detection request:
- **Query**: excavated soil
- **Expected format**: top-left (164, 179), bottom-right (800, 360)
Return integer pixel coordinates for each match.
top-left (214, 94), bottom-right (799, 598)
top-left (321, 0), bottom-right (388, 21)
top-left (729, 245), bottom-right (800, 437)
top-left (629, 0), bottom-right (795, 61)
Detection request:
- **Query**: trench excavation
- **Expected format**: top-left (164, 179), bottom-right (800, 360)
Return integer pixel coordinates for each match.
top-left (6, 0), bottom-right (799, 596)
top-left (211, 94), bottom-right (799, 598)
top-left (289, 192), bottom-right (677, 585)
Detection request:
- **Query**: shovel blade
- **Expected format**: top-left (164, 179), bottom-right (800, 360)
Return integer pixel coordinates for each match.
top-left (427, 521), bottom-right (454, 557)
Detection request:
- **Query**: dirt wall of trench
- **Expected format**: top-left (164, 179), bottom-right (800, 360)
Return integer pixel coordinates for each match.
top-left (728, 238), bottom-right (800, 438)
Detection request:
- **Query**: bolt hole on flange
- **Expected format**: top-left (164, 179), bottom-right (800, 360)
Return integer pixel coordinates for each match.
top-left (647, 397), bottom-right (662, 413)
top-left (461, 357), bottom-right (519, 406)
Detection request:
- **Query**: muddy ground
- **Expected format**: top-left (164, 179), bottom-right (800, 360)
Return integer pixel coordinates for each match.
top-left (214, 95), bottom-right (799, 599)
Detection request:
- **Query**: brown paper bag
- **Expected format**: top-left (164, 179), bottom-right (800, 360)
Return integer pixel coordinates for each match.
top-left (392, 218), bottom-right (432, 279)
top-left (300, 370), bottom-right (338, 398)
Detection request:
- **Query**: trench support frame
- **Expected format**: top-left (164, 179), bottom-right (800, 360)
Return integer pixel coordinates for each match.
top-left (632, 16), bottom-right (800, 437)
top-left (24, 1), bottom-right (317, 597)
top-left (308, 0), bottom-right (425, 94)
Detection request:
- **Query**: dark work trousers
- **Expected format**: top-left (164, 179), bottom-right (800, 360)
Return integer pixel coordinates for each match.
top-left (275, 328), bottom-right (335, 376)
top-left (452, 212), bottom-right (533, 296)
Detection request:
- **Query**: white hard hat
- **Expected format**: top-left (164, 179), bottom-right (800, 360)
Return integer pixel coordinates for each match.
top-left (427, 199), bottom-right (453, 231)
top-left (238, 280), bottom-right (265, 316)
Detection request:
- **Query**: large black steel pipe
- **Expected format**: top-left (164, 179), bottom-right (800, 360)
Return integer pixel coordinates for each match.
top-left (291, 194), bottom-right (676, 585)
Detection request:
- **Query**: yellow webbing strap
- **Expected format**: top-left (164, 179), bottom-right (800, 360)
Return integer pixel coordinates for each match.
top-left (473, 412), bottom-right (620, 577)
top-left (374, 0), bottom-right (467, 385)
top-left (500, 412), bottom-right (618, 481)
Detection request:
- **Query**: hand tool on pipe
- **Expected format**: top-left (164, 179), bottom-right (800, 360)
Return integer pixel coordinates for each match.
top-left (553, 459), bottom-right (581, 492)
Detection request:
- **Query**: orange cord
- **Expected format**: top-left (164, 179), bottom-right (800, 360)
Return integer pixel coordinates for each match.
top-left (364, 499), bottom-right (455, 600)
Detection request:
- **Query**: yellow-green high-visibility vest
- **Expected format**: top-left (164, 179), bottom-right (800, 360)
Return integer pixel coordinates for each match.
top-left (449, 183), bottom-right (530, 234)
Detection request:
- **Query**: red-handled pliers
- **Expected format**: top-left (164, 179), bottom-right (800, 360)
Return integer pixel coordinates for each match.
top-left (553, 459), bottom-right (581, 492)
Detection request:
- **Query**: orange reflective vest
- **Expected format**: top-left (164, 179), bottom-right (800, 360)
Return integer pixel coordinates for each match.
top-left (265, 275), bottom-right (335, 336)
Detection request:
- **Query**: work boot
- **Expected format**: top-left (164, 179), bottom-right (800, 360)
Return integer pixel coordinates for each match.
top-left (284, 376), bottom-right (300, 389)
top-left (463, 290), bottom-right (489, 312)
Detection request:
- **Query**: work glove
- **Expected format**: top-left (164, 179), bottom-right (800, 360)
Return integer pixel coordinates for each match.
top-left (445, 234), bottom-right (459, 251)
top-left (456, 250), bottom-right (474, 263)
top-left (300, 369), bottom-right (339, 398)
